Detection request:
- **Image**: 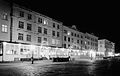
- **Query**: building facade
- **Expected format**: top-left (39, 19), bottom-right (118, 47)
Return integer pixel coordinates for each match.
top-left (98, 39), bottom-right (115, 57)
top-left (62, 25), bottom-right (84, 50)
top-left (0, 0), bottom-right (11, 42)
top-left (62, 26), bottom-right (98, 51)
top-left (84, 33), bottom-right (98, 51)
top-left (11, 4), bottom-right (63, 47)
top-left (0, 0), bottom-right (103, 61)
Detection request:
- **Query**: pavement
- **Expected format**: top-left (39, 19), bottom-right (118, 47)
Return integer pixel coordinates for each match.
top-left (0, 60), bottom-right (70, 66)
top-left (0, 58), bottom-right (104, 66)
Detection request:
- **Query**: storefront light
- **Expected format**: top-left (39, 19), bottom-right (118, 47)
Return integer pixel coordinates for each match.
top-left (3, 42), bottom-right (7, 45)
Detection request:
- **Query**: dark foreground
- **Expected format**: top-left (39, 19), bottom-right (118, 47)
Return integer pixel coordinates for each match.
top-left (0, 59), bottom-right (120, 76)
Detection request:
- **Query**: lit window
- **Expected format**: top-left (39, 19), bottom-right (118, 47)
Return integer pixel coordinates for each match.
top-left (52, 39), bottom-right (56, 44)
top-left (43, 20), bottom-right (48, 25)
top-left (2, 25), bottom-right (8, 32)
top-left (18, 33), bottom-right (23, 40)
top-left (67, 31), bottom-right (71, 35)
top-left (18, 21), bottom-right (24, 29)
top-left (27, 23), bottom-right (32, 31)
top-left (26, 35), bottom-right (31, 41)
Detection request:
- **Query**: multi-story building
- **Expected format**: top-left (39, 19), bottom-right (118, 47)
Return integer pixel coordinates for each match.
top-left (12, 4), bottom-right (63, 47)
top-left (62, 25), bottom-right (98, 59)
top-left (0, 0), bottom-right (100, 61)
top-left (62, 25), bottom-right (84, 50)
top-left (0, 1), bottom-right (63, 61)
top-left (84, 33), bottom-right (98, 51)
top-left (98, 39), bottom-right (115, 57)
top-left (0, 0), bottom-right (11, 42)
top-left (62, 25), bottom-right (98, 51)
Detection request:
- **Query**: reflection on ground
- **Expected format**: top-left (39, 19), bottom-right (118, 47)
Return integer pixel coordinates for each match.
top-left (0, 60), bottom-right (120, 76)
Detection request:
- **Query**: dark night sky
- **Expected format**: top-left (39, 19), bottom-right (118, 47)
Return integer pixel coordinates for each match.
top-left (7, 0), bottom-right (120, 52)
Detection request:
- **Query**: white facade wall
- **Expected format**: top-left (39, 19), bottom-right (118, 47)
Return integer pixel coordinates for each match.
top-left (12, 4), bottom-right (63, 47)
top-left (0, 0), bottom-right (11, 42)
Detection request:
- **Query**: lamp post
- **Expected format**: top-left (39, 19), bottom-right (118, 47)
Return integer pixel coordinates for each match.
top-left (31, 51), bottom-right (34, 64)
top-left (30, 45), bottom-right (34, 64)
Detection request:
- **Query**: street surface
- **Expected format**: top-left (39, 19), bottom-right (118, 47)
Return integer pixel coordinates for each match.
top-left (0, 59), bottom-right (120, 76)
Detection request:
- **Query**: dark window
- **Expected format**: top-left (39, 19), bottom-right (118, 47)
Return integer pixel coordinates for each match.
top-left (18, 33), bottom-right (23, 40)
top-left (27, 23), bottom-right (32, 31)
top-left (57, 32), bottom-right (60, 37)
top-left (26, 35), bottom-right (31, 41)
top-left (68, 44), bottom-right (70, 47)
top-left (38, 37), bottom-right (42, 43)
top-left (63, 44), bottom-right (66, 48)
top-left (57, 24), bottom-right (59, 29)
top-left (20, 48), bottom-right (23, 52)
top-left (77, 34), bottom-right (79, 37)
top-left (38, 27), bottom-right (42, 33)
top-left (91, 42), bottom-right (93, 45)
top-left (85, 46), bottom-right (87, 49)
top-left (68, 37), bottom-right (70, 42)
top-left (74, 33), bottom-right (76, 37)
top-left (28, 14), bottom-right (32, 20)
top-left (77, 40), bottom-right (79, 44)
top-left (81, 35), bottom-right (83, 38)
top-left (95, 43), bottom-right (98, 47)
top-left (88, 41), bottom-right (90, 45)
top-left (52, 31), bottom-right (55, 36)
top-left (71, 38), bottom-right (74, 42)
top-left (81, 40), bottom-right (83, 44)
top-left (95, 39), bottom-right (98, 42)
top-left (18, 21), bottom-right (24, 29)
top-left (38, 18), bottom-right (42, 23)
top-left (64, 36), bottom-right (66, 41)
top-left (71, 32), bottom-right (73, 36)
top-left (53, 23), bottom-right (55, 28)
top-left (43, 38), bottom-right (47, 41)
top-left (44, 28), bottom-right (47, 34)
top-left (19, 11), bottom-right (24, 17)
top-left (64, 30), bottom-right (67, 34)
